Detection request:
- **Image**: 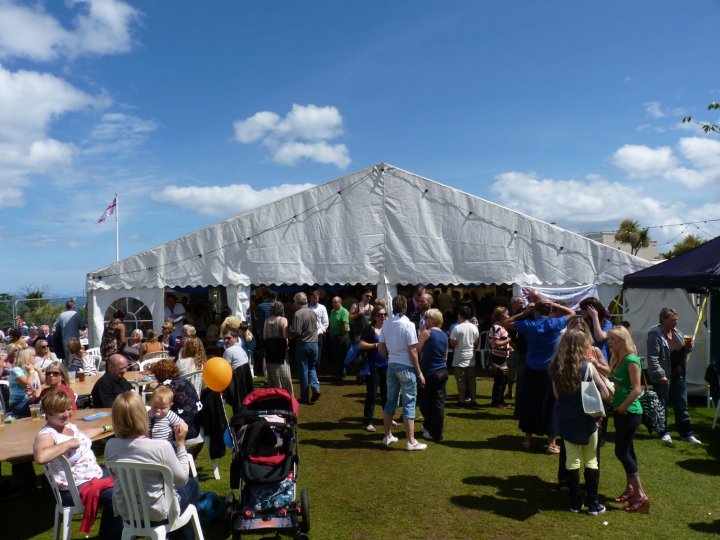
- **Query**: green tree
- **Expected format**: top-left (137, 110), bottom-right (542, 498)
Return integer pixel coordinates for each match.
top-left (682, 101), bottom-right (720, 134)
top-left (614, 219), bottom-right (650, 256)
top-left (0, 292), bottom-right (15, 329)
top-left (661, 234), bottom-right (708, 259)
top-left (15, 287), bottom-right (63, 327)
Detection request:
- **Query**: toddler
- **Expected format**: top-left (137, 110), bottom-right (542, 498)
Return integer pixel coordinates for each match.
top-left (147, 385), bottom-right (186, 442)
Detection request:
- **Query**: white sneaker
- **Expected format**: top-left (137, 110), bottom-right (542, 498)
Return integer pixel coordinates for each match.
top-left (682, 435), bottom-right (702, 444)
top-left (660, 433), bottom-right (673, 444)
top-left (406, 441), bottom-right (428, 451)
top-left (422, 428), bottom-right (434, 440)
top-left (382, 434), bottom-right (398, 446)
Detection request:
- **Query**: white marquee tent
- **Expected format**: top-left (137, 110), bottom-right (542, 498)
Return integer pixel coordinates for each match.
top-left (86, 163), bottom-right (651, 344)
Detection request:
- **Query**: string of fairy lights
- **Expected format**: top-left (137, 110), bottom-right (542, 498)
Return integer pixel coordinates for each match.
top-left (89, 165), bottom-right (717, 283)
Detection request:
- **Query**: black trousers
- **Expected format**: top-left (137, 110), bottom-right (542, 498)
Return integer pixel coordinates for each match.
top-left (418, 368), bottom-right (448, 440)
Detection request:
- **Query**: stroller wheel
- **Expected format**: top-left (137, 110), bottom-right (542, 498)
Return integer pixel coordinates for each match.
top-left (300, 488), bottom-right (310, 533)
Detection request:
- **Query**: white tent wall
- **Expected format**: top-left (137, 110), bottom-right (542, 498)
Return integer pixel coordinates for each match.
top-left (624, 288), bottom-right (709, 396)
top-left (88, 285), bottom-right (251, 347)
top-left (88, 287), bottom-right (165, 347)
top-left (511, 283), bottom-right (621, 310)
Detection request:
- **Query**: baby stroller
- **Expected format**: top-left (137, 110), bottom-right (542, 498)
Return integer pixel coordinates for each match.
top-left (226, 388), bottom-right (310, 539)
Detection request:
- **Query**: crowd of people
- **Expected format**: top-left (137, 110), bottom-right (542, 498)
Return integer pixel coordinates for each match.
top-left (0, 284), bottom-right (706, 536)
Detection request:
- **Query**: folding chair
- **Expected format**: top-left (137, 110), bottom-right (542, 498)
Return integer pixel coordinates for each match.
top-left (181, 370), bottom-right (204, 399)
top-left (41, 456), bottom-right (84, 540)
top-left (107, 461), bottom-right (205, 540)
top-left (476, 330), bottom-right (490, 370)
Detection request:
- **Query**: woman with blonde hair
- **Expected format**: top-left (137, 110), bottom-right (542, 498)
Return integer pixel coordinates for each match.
top-left (38, 362), bottom-right (77, 410)
top-left (8, 348), bottom-right (45, 417)
top-left (105, 391), bottom-right (199, 540)
top-left (416, 308), bottom-right (449, 441)
top-left (549, 330), bottom-right (609, 515)
top-left (177, 336), bottom-right (207, 374)
top-left (35, 339), bottom-right (59, 369)
top-left (608, 325), bottom-right (650, 513)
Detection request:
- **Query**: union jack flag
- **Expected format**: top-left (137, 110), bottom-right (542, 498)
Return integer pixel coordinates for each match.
top-left (97, 196), bottom-right (117, 223)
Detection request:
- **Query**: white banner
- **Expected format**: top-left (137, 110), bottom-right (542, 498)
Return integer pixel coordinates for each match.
top-left (519, 284), bottom-right (598, 310)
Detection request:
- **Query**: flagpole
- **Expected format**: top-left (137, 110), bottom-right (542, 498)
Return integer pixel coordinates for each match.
top-left (115, 192), bottom-right (119, 262)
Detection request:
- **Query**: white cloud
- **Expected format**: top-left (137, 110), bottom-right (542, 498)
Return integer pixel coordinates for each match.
top-left (233, 104), bottom-right (350, 169)
top-left (275, 104), bottom-right (344, 141)
top-left (662, 167), bottom-right (712, 189)
top-left (0, 63), bottom-right (108, 205)
top-left (644, 101), bottom-right (664, 119)
top-left (0, 0), bottom-right (140, 61)
top-left (677, 137), bottom-right (720, 170)
top-left (611, 144), bottom-right (678, 178)
top-left (70, 0), bottom-right (140, 57)
top-left (273, 141), bottom-right (351, 168)
top-left (0, 65), bottom-right (100, 142)
top-left (490, 171), bottom-right (681, 233)
top-left (0, 1), bottom-right (69, 61)
top-left (233, 111), bottom-right (280, 143)
top-left (151, 182), bottom-right (317, 217)
top-left (84, 112), bottom-right (158, 154)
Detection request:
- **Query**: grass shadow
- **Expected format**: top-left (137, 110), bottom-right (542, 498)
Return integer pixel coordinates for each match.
top-left (440, 434), bottom-right (541, 453)
top-left (453, 474), bottom-right (565, 521)
top-left (300, 432), bottom-right (386, 450)
top-left (676, 458), bottom-right (720, 476)
top-left (445, 411), bottom-right (505, 421)
top-left (298, 420), bottom-right (359, 431)
top-left (688, 519), bottom-right (720, 534)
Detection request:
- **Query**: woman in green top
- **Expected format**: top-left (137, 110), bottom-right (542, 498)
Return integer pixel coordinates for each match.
top-left (608, 326), bottom-right (650, 513)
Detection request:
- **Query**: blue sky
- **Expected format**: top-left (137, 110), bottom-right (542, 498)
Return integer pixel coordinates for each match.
top-left (1, 0), bottom-right (718, 296)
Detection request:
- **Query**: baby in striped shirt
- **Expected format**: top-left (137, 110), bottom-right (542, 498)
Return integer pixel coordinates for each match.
top-left (148, 385), bottom-right (186, 443)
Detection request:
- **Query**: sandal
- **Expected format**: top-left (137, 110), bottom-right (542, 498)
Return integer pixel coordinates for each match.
top-left (365, 424), bottom-right (376, 432)
top-left (614, 490), bottom-right (634, 503)
top-left (624, 496), bottom-right (650, 513)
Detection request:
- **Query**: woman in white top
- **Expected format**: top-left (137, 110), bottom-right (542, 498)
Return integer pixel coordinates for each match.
top-left (105, 391), bottom-right (200, 540)
top-left (34, 339), bottom-right (59, 370)
top-left (33, 390), bottom-right (122, 538)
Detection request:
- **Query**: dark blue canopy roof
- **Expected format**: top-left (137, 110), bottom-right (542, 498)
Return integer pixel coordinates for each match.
top-left (624, 235), bottom-right (720, 291)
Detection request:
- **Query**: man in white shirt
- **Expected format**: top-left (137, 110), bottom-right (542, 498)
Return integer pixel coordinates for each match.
top-left (308, 290), bottom-right (329, 368)
top-left (449, 305), bottom-right (480, 408)
top-left (379, 295), bottom-right (427, 451)
top-left (223, 329), bottom-right (252, 413)
top-left (164, 294), bottom-right (185, 338)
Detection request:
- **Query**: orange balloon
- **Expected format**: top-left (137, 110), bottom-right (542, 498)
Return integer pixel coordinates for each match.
top-left (203, 356), bottom-right (233, 392)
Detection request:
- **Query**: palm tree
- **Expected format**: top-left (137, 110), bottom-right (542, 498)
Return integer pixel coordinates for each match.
top-left (661, 234), bottom-right (708, 259)
top-left (614, 219), bottom-right (650, 256)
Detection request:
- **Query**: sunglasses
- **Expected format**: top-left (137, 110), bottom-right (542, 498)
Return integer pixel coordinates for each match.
top-left (46, 371), bottom-right (61, 376)
top-left (377, 313), bottom-right (388, 318)
top-left (223, 336), bottom-right (234, 341)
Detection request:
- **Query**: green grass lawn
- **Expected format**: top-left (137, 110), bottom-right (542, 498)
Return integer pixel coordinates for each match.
top-left (5, 375), bottom-right (719, 539)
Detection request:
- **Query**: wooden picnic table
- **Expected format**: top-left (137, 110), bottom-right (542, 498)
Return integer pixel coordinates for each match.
top-left (0, 408), bottom-right (113, 463)
top-left (67, 370), bottom-right (155, 397)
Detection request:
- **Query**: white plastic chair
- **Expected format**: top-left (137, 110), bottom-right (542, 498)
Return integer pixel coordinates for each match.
top-left (184, 427), bottom-right (220, 480)
top-left (139, 358), bottom-right (164, 372)
top-left (107, 461), bottom-right (205, 540)
top-left (182, 370), bottom-right (204, 398)
top-left (142, 351), bottom-right (171, 361)
top-left (476, 331), bottom-right (490, 370)
top-left (86, 347), bottom-right (101, 357)
top-left (41, 456), bottom-right (84, 540)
